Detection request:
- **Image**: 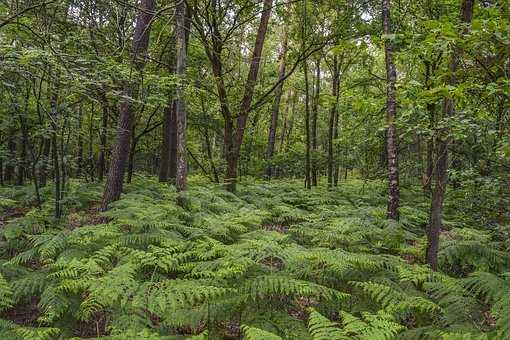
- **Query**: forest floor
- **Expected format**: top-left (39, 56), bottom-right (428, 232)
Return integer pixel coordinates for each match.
top-left (0, 176), bottom-right (508, 339)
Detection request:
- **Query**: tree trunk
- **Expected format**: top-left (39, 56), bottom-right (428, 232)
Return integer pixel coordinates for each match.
top-left (39, 137), bottom-right (51, 187)
top-left (228, 0), bottom-right (273, 192)
top-left (303, 60), bottom-right (312, 189)
top-left (4, 129), bottom-right (16, 183)
top-left (311, 57), bottom-right (321, 187)
top-left (101, 0), bottom-right (155, 211)
top-left (159, 30), bottom-right (177, 183)
top-left (204, 128), bottom-right (219, 183)
top-left (383, 0), bottom-right (400, 220)
top-left (76, 104), bottom-right (84, 178)
top-left (97, 101), bottom-right (108, 181)
top-left (328, 56), bottom-right (340, 188)
top-left (127, 128), bottom-right (137, 183)
top-left (265, 32), bottom-right (287, 179)
top-left (426, 0), bottom-right (475, 271)
top-left (175, 0), bottom-right (189, 202)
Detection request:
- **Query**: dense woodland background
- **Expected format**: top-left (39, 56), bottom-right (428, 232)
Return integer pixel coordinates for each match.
top-left (0, 0), bottom-right (509, 339)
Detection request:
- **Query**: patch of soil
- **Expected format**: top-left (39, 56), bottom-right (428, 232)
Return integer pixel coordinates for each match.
top-left (66, 205), bottom-right (112, 229)
top-left (264, 223), bottom-right (289, 233)
top-left (0, 206), bottom-right (29, 227)
top-left (260, 256), bottom-right (284, 270)
top-left (73, 312), bottom-right (109, 338)
top-left (223, 321), bottom-right (241, 339)
top-left (1, 298), bottom-right (40, 327)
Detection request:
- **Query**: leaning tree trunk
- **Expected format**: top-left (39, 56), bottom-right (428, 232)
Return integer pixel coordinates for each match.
top-left (227, 0), bottom-right (273, 192)
top-left (264, 32), bottom-right (287, 179)
top-left (382, 0), bottom-right (400, 220)
top-left (426, 0), bottom-right (475, 271)
top-left (100, 0), bottom-right (155, 211)
top-left (175, 0), bottom-right (189, 204)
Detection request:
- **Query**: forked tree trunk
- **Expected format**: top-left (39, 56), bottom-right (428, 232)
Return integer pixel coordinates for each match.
top-left (227, 0), bottom-right (273, 192)
top-left (100, 0), bottom-right (155, 211)
top-left (426, 0), bottom-right (475, 271)
top-left (265, 32), bottom-right (287, 179)
top-left (383, 0), bottom-right (400, 220)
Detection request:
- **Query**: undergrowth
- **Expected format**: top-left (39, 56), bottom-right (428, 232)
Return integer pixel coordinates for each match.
top-left (0, 176), bottom-right (508, 339)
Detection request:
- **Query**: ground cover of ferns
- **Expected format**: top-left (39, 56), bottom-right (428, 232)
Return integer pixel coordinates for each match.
top-left (0, 176), bottom-right (509, 339)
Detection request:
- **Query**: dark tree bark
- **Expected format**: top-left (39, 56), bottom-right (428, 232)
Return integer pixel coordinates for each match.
top-left (383, 0), bottom-right (400, 220)
top-left (265, 32), bottom-right (287, 179)
top-left (311, 57), bottom-right (321, 187)
top-left (100, 0), bottom-right (155, 211)
top-left (328, 55), bottom-right (340, 188)
top-left (158, 29), bottom-right (177, 183)
top-left (175, 0), bottom-right (189, 200)
top-left (426, 0), bottom-right (475, 271)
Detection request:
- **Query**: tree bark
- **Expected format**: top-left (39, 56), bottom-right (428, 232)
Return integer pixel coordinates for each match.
top-left (227, 0), bottom-right (273, 192)
top-left (175, 0), bottom-right (189, 201)
top-left (383, 0), bottom-right (400, 220)
top-left (265, 31), bottom-right (287, 179)
top-left (76, 104), bottom-right (84, 178)
top-left (328, 56), bottom-right (340, 188)
top-left (303, 59), bottom-right (311, 189)
top-left (97, 100), bottom-right (108, 181)
top-left (159, 29), bottom-right (177, 183)
top-left (4, 128), bottom-right (16, 183)
top-left (311, 57), bottom-right (321, 187)
top-left (426, 0), bottom-right (475, 271)
top-left (100, 0), bottom-right (155, 211)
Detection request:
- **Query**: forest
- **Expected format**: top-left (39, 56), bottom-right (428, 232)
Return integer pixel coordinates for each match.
top-left (0, 0), bottom-right (509, 338)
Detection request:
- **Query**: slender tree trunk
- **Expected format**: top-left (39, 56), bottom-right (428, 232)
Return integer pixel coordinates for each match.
top-left (203, 128), bottom-right (219, 183)
top-left (328, 56), bottom-right (340, 188)
top-left (159, 30), bottom-right (177, 183)
top-left (101, 0), bottom-right (155, 211)
top-left (311, 57), bottom-right (321, 187)
top-left (127, 128), bottom-right (137, 183)
top-left (383, 0), bottom-right (400, 220)
top-left (4, 129), bottom-right (16, 183)
top-left (426, 0), bottom-right (475, 271)
top-left (97, 101), bottom-right (108, 181)
top-left (265, 32), bottom-right (287, 179)
top-left (175, 0), bottom-right (189, 202)
top-left (17, 124), bottom-right (27, 186)
top-left (39, 137), bottom-right (50, 187)
top-left (303, 60), bottom-right (312, 189)
top-left (424, 102), bottom-right (435, 195)
top-left (76, 104), bottom-right (84, 178)
top-left (227, 0), bottom-right (273, 192)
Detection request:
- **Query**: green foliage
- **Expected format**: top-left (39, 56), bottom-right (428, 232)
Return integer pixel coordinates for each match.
top-left (0, 178), bottom-right (507, 338)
